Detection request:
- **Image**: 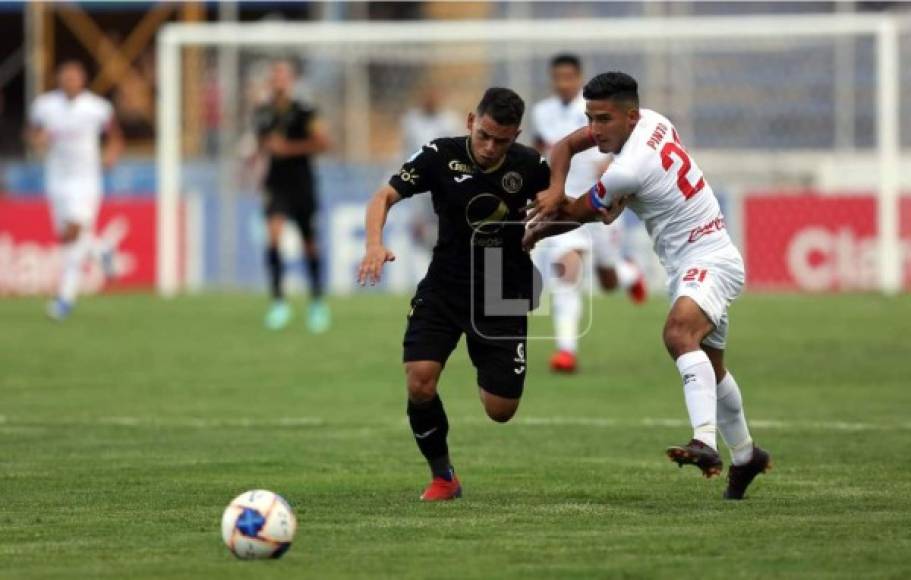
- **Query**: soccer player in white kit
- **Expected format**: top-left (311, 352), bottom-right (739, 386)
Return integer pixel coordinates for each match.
top-left (531, 55), bottom-right (646, 374)
top-left (27, 61), bottom-right (123, 320)
top-left (526, 72), bottom-right (771, 500)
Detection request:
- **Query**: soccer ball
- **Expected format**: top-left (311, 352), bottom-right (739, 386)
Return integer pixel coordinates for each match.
top-left (221, 490), bottom-right (297, 559)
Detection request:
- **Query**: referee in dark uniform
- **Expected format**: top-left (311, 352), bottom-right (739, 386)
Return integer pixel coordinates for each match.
top-left (254, 60), bottom-right (331, 332)
top-left (358, 88), bottom-right (550, 501)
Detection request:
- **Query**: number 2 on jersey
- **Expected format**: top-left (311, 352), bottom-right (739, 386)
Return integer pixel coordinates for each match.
top-left (660, 130), bottom-right (705, 200)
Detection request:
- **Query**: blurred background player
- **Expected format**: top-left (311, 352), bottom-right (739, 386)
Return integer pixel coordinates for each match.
top-left (359, 88), bottom-right (550, 501)
top-left (26, 61), bottom-right (123, 321)
top-left (531, 54), bottom-right (646, 374)
top-left (399, 87), bottom-right (461, 282)
top-left (253, 60), bottom-right (331, 332)
top-left (528, 72), bottom-right (771, 500)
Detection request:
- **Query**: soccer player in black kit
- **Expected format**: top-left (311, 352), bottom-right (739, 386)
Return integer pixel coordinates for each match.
top-left (358, 88), bottom-right (550, 501)
top-left (254, 60), bottom-right (331, 332)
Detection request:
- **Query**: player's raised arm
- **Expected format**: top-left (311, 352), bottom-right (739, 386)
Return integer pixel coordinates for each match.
top-left (101, 117), bottom-right (124, 170)
top-left (523, 192), bottom-right (627, 252)
top-left (25, 98), bottom-right (50, 155)
top-left (533, 126), bottom-right (597, 217)
top-left (25, 124), bottom-right (50, 156)
top-left (358, 184), bottom-right (401, 286)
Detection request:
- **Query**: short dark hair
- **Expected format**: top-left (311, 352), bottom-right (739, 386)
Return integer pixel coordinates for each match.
top-left (475, 87), bottom-right (525, 127)
top-left (58, 60), bottom-right (87, 74)
top-left (550, 53), bottom-right (582, 72)
top-left (582, 72), bottom-right (639, 107)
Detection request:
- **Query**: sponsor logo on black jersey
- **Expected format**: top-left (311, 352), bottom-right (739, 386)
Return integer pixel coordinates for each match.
top-left (399, 168), bottom-right (419, 185)
top-left (449, 160), bottom-right (472, 173)
top-left (465, 193), bottom-right (508, 235)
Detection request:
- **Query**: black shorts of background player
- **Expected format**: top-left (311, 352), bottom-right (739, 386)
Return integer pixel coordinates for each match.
top-left (253, 59), bottom-right (331, 332)
top-left (358, 88), bottom-right (551, 501)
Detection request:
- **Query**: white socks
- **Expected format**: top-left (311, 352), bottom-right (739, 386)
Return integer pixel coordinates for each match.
top-left (614, 260), bottom-right (640, 290)
top-left (59, 232), bottom-right (91, 304)
top-left (552, 279), bottom-right (581, 353)
top-left (717, 371), bottom-right (754, 466)
top-left (675, 351), bottom-right (755, 463)
top-left (676, 350), bottom-right (717, 450)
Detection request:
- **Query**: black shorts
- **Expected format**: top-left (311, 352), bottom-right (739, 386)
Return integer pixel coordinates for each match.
top-left (403, 286), bottom-right (528, 399)
top-left (264, 187), bottom-right (317, 240)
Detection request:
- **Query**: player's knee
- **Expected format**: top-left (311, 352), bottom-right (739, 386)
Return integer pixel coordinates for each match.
top-left (406, 369), bottom-right (438, 402)
top-left (484, 403), bottom-right (517, 423)
top-left (597, 267), bottom-right (619, 291)
top-left (60, 224), bottom-right (80, 244)
top-left (663, 317), bottom-right (699, 357)
top-left (480, 391), bottom-right (519, 423)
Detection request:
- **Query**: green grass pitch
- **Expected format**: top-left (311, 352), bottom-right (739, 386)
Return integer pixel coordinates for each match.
top-left (1, 292), bottom-right (910, 579)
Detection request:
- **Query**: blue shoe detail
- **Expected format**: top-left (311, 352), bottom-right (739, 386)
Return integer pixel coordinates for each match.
top-left (264, 301), bottom-right (292, 330)
top-left (307, 300), bottom-right (331, 334)
top-left (46, 298), bottom-right (72, 321)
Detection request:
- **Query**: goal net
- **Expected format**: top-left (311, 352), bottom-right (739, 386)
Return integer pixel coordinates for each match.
top-left (156, 15), bottom-right (909, 296)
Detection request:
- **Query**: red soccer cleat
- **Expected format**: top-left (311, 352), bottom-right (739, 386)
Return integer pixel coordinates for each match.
top-left (549, 350), bottom-right (577, 373)
top-left (420, 473), bottom-right (462, 501)
top-left (627, 273), bottom-right (648, 305)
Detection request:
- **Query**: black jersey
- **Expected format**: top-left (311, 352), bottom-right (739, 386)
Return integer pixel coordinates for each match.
top-left (389, 136), bottom-right (550, 309)
top-left (254, 99), bottom-right (317, 192)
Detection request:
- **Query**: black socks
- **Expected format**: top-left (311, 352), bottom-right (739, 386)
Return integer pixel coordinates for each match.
top-left (266, 246), bottom-right (283, 300)
top-left (306, 254), bottom-right (323, 299)
top-left (407, 395), bottom-right (451, 478)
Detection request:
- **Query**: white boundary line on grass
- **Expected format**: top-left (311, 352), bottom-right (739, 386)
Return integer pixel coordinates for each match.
top-left (500, 416), bottom-right (911, 432)
top-left (1, 415), bottom-right (909, 432)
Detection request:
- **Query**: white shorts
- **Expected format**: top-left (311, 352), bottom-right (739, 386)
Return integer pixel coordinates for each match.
top-left (544, 221), bottom-right (624, 268)
top-left (48, 182), bottom-right (101, 232)
top-left (667, 246), bottom-right (745, 350)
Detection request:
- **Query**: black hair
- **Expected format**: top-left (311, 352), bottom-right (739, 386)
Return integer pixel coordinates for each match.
top-left (550, 53), bottom-right (582, 72)
top-left (582, 71), bottom-right (639, 107)
top-left (475, 87), bottom-right (525, 127)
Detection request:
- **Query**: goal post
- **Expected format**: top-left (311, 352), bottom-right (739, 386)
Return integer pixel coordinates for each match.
top-left (156, 14), bottom-right (906, 296)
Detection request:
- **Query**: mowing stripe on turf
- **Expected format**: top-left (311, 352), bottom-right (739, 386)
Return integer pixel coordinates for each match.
top-left (1, 415), bottom-right (909, 432)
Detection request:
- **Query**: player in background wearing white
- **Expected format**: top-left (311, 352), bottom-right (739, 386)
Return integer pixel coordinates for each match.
top-left (531, 54), bottom-right (646, 374)
top-left (526, 72), bottom-right (771, 500)
top-left (400, 87), bottom-right (461, 280)
top-left (27, 61), bottom-right (123, 321)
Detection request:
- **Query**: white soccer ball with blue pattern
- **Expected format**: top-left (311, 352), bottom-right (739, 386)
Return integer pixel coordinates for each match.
top-left (221, 490), bottom-right (297, 559)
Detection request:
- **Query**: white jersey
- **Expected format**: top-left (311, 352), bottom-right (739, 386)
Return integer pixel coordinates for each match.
top-left (589, 108), bottom-right (732, 272)
top-left (532, 92), bottom-right (609, 197)
top-left (29, 90), bottom-right (113, 191)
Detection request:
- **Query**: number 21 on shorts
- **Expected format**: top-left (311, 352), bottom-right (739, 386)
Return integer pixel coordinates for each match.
top-left (682, 268), bottom-right (708, 283)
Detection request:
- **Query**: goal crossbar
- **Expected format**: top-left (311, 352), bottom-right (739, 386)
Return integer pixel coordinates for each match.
top-left (156, 14), bottom-right (903, 296)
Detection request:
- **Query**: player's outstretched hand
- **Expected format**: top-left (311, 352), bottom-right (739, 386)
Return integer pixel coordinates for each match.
top-left (522, 222), bottom-right (542, 253)
top-left (534, 186), bottom-right (566, 219)
top-left (357, 244), bottom-right (396, 286)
